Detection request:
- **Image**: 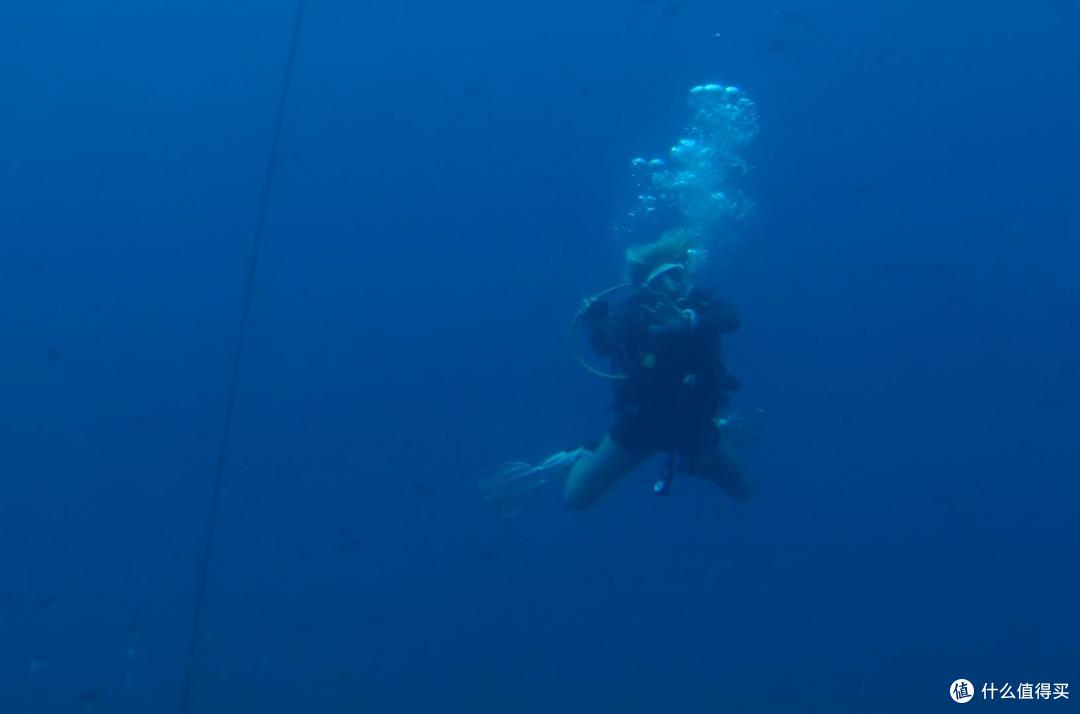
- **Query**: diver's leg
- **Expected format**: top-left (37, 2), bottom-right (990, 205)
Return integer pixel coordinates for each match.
top-left (563, 434), bottom-right (649, 510)
top-left (694, 439), bottom-right (753, 501)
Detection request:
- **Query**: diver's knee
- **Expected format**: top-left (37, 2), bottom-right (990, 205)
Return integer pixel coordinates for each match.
top-left (562, 482), bottom-right (596, 511)
top-left (728, 478), bottom-right (753, 501)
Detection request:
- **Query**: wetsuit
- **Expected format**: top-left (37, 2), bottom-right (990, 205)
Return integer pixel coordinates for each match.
top-left (582, 287), bottom-right (740, 462)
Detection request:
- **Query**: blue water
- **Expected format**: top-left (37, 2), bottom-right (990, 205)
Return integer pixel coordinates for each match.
top-left (2, 0), bottom-right (1077, 712)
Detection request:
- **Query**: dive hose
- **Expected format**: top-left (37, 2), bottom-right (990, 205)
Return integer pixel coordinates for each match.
top-left (569, 282), bottom-right (632, 380)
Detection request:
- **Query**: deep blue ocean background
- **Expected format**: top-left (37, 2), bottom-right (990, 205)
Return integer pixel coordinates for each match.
top-left (2, 0), bottom-right (1078, 712)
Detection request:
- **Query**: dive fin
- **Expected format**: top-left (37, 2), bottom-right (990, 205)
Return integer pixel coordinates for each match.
top-left (715, 408), bottom-right (766, 445)
top-left (477, 447), bottom-right (586, 517)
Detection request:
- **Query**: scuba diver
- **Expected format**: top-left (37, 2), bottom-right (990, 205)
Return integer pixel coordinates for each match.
top-left (564, 229), bottom-right (751, 509)
top-left (480, 82), bottom-right (762, 514)
top-left (479, 229), bottom-right (756, 514)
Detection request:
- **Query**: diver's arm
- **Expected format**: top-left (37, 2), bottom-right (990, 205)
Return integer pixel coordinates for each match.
top-left (580, 299), bottom-right (618, 355)
top-left (693, 295), bottom-right (741, 334)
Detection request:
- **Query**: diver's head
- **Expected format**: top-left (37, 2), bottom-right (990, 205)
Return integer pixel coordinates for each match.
top-left (625, 227), bottom-right (704, 297)
top-left (642, 261), bottom-right (688, 297)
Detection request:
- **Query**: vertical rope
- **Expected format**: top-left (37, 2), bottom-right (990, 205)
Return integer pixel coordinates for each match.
top-left (179, 2), bottom-right (309, 711)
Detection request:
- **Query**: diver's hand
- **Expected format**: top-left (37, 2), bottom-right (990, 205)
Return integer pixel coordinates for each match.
top-left (645, 303), bottom-right (698, 335)
top-left (578, 297), bottom-right (607, 321)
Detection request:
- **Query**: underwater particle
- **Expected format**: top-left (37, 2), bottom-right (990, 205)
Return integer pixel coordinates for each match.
top-left (648, 159), bottom-right (666, 168)
top-left (322, 665), bottom-right (351, 684)
top-left (461, 81), bottom-right (489, 98)
top-left (412, 480), bottom-right (437, 500)
top-left (78, 688), bottom-right (103, 704)
top-left (127, 647), bottom-right (138, 660)
top-left (773, 8), bottom-right (810, 29)
top-left (520, 175), bottom-right (559, 191)
top-left (472, 544), bottom-right (497, 562)
top-left (630, 157), bottom-right (647, 167)
top-left (34, 595), bottom-right (55, 610)
top-left (385, 469), bottom-right (407, 489)
top-left (338, 538), bottom-right (362, 553)
top-left (29, 659), bottom-right (42, 675)
top-left (382, 113), bottom-right (413, 131)
top-left (851, 180), bottom-right (875, 198)
top-left (333, 526), bottom-right (363, 553)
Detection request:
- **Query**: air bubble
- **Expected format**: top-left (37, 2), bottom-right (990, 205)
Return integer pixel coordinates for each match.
top-left (618, 82), bottom-right (758, 256)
